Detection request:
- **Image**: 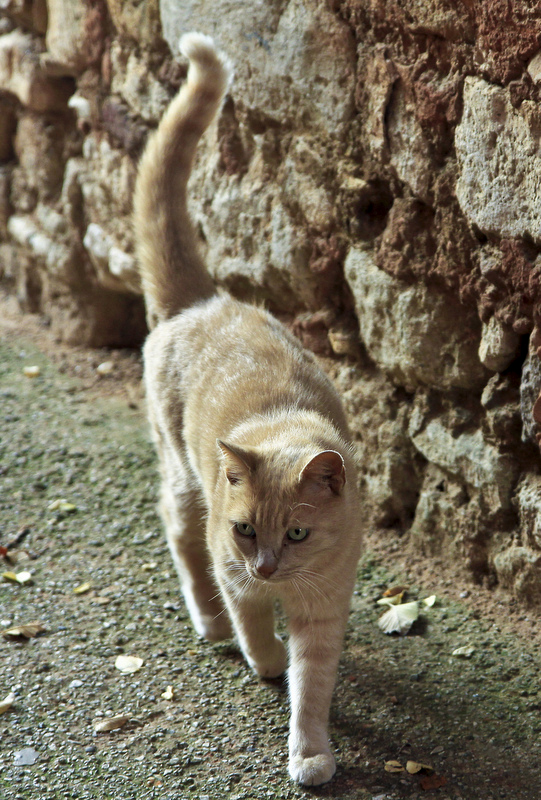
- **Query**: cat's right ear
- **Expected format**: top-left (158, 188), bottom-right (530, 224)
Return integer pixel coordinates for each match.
top-left (217, 440), bottom-right (255, 486)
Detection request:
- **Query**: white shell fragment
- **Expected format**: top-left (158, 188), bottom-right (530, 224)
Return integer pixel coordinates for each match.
top-left (452, 645), bottom-right (475, 658)
top-left (96, 360), bottom-right (114, 376)
top-left (0, 691), bottom-right (15, 714)
top-left (114, 655), bottom-right (144, 674)
top-left (378, 601), bottom-right (419, 635)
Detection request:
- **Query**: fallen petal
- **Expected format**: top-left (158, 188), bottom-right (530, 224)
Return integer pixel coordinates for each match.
top-left (23, 366), bottom-right (40, 378)
top-left (161, 685), bottom-right (174, 701)
top-left (422, 595), bottom-right (437, 608)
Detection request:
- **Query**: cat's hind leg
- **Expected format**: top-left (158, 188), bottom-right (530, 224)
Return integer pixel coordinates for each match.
top-left (160, 478), bottom-right (232, 642)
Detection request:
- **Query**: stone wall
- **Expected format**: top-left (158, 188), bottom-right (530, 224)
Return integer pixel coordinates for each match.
top-left (2, 0), bottom-right (541, 601)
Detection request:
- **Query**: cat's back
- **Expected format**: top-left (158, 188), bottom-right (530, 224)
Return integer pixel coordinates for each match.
top-left (144, 295), bottom-right (348, 434)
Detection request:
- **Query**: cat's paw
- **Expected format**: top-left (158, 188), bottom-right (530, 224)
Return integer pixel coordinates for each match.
top-left (248, 634), bottom-right (288, 678)
top-left (183, 589), bottom-right (232, 641)
top-left (199, 614), bottom-right (233, 642)
top-left (288, 752), bottom-right (336, 786)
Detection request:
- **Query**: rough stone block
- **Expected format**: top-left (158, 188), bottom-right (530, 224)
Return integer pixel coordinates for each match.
top-left (456, 77), bottom-right (541, 244)
top-left (0, 30), bottom-right (73, 111)
top-left (44, 0), bottom-right (104, 75)
top-left (345, 246), bottom-right (488, 391)
top-left (478, 316), bottom-right (520, 373)
top-left (409, 413), bottom-right (518, 512)
top-left (159, 0), bottom-right (355, 134)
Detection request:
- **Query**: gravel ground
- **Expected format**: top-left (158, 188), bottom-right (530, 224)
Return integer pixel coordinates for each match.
top-left (1, 301), bottom-right (541, 800)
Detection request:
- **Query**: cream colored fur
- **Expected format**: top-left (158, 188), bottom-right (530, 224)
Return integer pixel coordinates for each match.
top-left (133, 32), bottom-right (362, 786)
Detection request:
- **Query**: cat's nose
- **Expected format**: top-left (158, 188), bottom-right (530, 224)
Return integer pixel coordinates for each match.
top-left (256, 551), bottom-right (278, 579)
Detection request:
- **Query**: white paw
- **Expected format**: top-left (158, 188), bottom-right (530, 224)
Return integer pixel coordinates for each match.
top-left (183, 589), bottom-right (232, 641)
top-left (248, 634), bottom-right (288, 678)
top-left (288, 752), bottom-right (336, 786)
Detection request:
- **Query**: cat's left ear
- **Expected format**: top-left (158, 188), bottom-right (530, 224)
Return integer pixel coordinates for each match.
top-left (299, 450), bottom-right (346, 496)
top-left (217, 440), bottom-right (255, 486)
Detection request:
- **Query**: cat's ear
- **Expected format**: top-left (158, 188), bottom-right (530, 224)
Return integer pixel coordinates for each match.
top-left (299, 450), bottom-right (346, 496)
top-left (217, 440), bottom-right (255, 486)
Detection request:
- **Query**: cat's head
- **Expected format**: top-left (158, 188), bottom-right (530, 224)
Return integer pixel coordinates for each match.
top-left (214, 439), bottom-right (353, 595)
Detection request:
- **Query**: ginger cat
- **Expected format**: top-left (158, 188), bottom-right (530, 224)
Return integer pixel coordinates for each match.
top-left (133, 32), bottom-right (362, 786)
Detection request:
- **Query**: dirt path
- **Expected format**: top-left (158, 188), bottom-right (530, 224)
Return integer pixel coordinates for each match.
top-left (1, 296), bottom-right (541, 800)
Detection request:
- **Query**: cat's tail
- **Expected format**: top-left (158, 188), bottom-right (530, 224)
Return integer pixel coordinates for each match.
top-left (133, 32), bottom-right (233, 328)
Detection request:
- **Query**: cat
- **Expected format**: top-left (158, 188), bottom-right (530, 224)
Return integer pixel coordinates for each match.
top-left (133, 32), bottom-right (362, 786)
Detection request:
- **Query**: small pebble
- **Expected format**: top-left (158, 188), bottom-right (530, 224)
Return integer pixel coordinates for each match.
top-left (14, 748), bottom-right (39, 766)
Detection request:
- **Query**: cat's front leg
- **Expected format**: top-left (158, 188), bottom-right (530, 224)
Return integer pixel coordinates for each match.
top-left (287, 615), bottom-right (347, 786)
top-left (220, 588), bottom-right (288, 678)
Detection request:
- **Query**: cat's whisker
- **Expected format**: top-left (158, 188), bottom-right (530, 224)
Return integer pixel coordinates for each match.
top-left (300, 568), bottom-right (343, 594)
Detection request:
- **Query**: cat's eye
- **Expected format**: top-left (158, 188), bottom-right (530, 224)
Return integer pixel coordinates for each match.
top-left (286, 527), bottom-right (310, 542)
top-left (235, 522), bottom-right (256, 537)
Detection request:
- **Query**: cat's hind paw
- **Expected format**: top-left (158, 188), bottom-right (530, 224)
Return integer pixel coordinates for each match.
top-left (288, 752), bottom-right (336, 786)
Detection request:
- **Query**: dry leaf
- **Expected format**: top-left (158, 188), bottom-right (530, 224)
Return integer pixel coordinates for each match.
top-left (384, 760), bottom-right (404, 773)
top-left (420, 774), bottom-right (447, 791)
top-left (161, 685), bottom-right (174, 701)
top-left (23, 366), bottom-right (40, 378)
top-left (94, 715), bottom-right (130, 732)
top-left (2, 570), bottom-right (32, 585)
top-left (73, 581), bottom-right (92, 595)
top-left (378, 601), bottom-right (419, 635)
top-left (115, 655), bottom-right (143, 674)
top-left (377, 592), bottom-right (405, 606)
top-left (383, 585), bottom-right (409, 597)
top-left (3, 571), bottom-right (32, 584)
top-left (0, 691), bottom-right (15, 714)
top-left (3, 621), bottom-right (46, 640)
top-left (0, 545), bottom-right (8, 558)
top-left (406, 760), bottom-right (433, 774)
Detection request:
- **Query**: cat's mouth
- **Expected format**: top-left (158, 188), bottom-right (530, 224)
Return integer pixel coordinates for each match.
top-left (248, 566), bottom-right (281, 583)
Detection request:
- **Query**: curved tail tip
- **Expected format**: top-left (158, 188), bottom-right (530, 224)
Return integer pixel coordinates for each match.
top-left (179, 31), bottom-right (217, 60)
top-left (178, 31), bottom-right (234, 87)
